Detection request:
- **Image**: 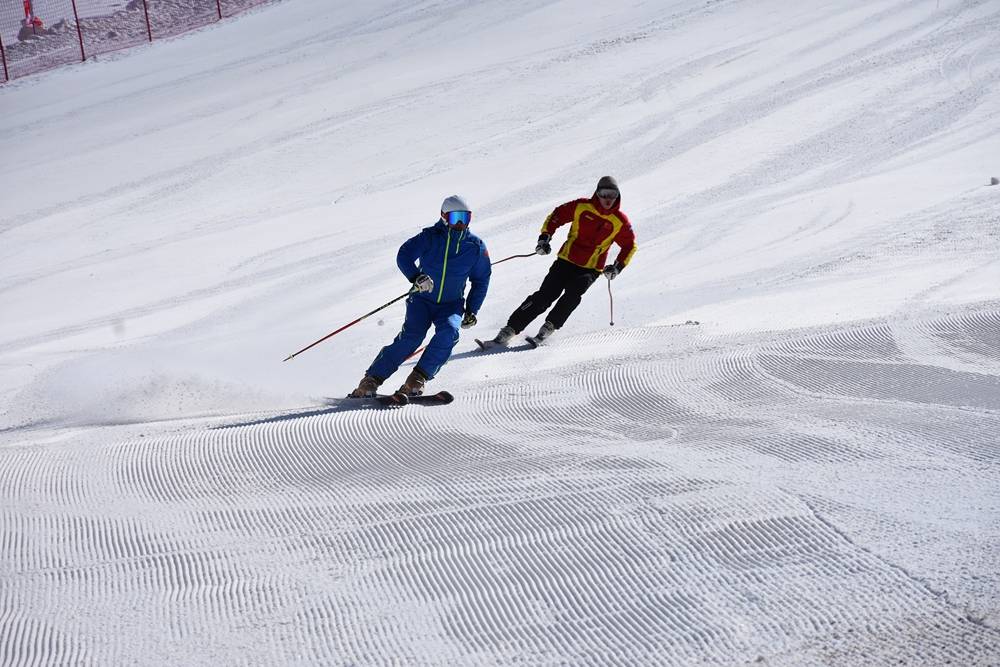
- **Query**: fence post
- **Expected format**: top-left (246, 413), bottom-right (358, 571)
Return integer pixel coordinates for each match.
top-left (142, 0), bottom-right (152, 42)
top-left (0, 32), bottom-right (8, 82)
top-left (70, 0), bottom-right (85, 61)
top-left (216, 0), bottom-right (222, 20)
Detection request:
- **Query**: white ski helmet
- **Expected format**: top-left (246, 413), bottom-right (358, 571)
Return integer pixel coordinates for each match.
top-left (440, 195), bottom-right (472, 227)
top-left (440, 195), bottom-right (471, 214)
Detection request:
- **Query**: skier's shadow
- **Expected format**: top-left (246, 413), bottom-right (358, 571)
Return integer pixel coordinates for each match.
top-left (211, 397), bottom-right (394, 429)
top-left (449, 342), bottom-right (533, 361)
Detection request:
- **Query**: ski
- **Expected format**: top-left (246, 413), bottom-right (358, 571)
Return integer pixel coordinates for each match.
top-left (475, 338), bottom-right (501, 350)
top-left (474, 338), bottom-right (536, 353)
top-left (525, 335), bottom-right (545, 348)
top-left (374, 390), bottom-right (454, 407)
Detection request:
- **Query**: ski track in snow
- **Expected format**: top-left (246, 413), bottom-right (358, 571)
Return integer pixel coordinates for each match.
top-left (2, 309), bottom-right (998, 666)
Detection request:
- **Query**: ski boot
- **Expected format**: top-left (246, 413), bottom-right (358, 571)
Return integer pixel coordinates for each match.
top-left (493, 325), bottom-right (516, 346)
top-left (526, 321), bottom-right (556, 348)
top-left (382, 368), bottom-right (428, 405)
top-left (535, 321), bottom-right (556, 342)
top-left (396, 368), bottom-right (428, 397)
top-left (349, 374), bottom-right (382, 398)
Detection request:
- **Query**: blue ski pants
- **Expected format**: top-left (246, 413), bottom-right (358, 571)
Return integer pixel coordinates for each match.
top-left (367, 295), bottom-right (464, 382)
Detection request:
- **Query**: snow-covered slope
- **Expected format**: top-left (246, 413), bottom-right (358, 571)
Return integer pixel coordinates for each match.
top-left (1, 0), bottom-right (998, 664)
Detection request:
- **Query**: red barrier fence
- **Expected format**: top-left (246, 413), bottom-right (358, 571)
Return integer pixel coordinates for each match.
top-left (1, 0), bottom-right (273, 83)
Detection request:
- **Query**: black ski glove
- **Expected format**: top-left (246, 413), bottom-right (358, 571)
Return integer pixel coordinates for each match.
top-left (461, 311), bottom-right (477, 329)
top-left (603, 262), bottom-right (624, 280)
top-left (535, 233), bottom-right (552, 256)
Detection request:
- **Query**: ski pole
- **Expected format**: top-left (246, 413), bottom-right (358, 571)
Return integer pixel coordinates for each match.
top-left (286, 252), bottom-right (532, 362)
top-left (283, 288), bottom-right (415, 362)
top-left (490, 252), bottom-right (536, 266)
top-left (607, 277), bottom-right (614, 326)
top-left (402, 253), bottom-right (531, 362)
top-left (400, 254), bottom-right (532, 362)
top-left (400, 253), bottom-right (532, 357)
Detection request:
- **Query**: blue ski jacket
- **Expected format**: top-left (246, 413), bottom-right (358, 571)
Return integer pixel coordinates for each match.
top-left (397, 220), bottom-right (491, 313)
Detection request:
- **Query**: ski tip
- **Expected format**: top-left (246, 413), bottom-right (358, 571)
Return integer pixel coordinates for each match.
top-left (434, 390), bottom-right (455, 404)
top-left (525, 336), bottom-right (539, 348)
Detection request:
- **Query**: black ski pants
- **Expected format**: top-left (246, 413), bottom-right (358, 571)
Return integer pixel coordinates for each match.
top-left (507, 258), bottom-right (602, 332)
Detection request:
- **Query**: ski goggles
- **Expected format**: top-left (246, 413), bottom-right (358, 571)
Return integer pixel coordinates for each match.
top-left (443, 210), bottom-right (472, 226)
top-left (596, 188), bottom-right (619, 199)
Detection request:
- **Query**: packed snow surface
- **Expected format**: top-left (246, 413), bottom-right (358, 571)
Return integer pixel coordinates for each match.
top-left (1, 0), bottom-right (998, 664)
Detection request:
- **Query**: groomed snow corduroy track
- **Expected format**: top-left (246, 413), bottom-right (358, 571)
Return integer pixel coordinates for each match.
top-left (2, 0), bottom-right (1000, 663)
top-left (3, 308), bottom-right (998, 666)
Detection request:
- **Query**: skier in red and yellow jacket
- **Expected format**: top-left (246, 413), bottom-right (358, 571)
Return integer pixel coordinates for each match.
top-left (490, 176), bottom-right (636, 345)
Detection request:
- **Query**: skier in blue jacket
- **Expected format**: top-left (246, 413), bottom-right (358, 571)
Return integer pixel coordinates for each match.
top-left (350, 195), bottom-right (491, 399)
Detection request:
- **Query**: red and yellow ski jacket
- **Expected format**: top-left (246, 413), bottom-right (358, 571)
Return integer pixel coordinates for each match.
top-left (540, 195), bottom-right (636, 270)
